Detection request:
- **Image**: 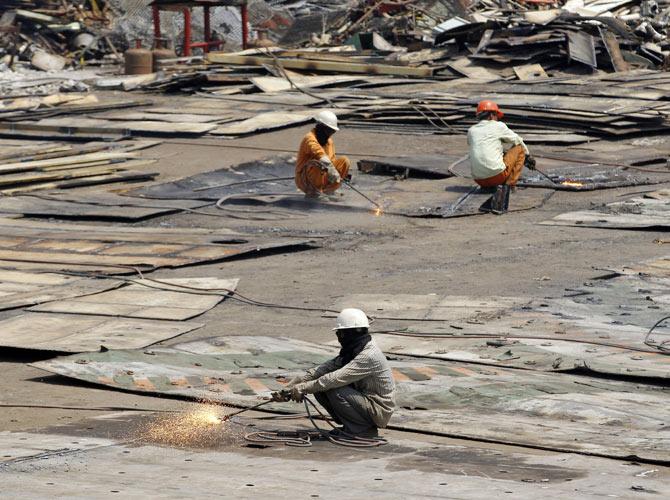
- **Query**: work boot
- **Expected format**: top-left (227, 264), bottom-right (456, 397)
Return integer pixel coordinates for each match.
top-left (327, 427), bottom-right (346, 438)
top-left (353, 427), bottom-right (379, 439)
top-left (325, 194), bottom-right (343, 202)
top-left (341, 426), bottom-right (379, 439)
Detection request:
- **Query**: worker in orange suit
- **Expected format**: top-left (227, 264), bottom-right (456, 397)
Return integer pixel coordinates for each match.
top-left (295, 110), bottom-right (351, 197)
top-left (467, 100), bottom-right (535, 188)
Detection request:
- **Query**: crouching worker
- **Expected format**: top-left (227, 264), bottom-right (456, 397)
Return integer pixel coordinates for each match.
top-left (468, 100), bottom-right (535, 188)
top-left (295, 110), bottom-right (351, 198)
top-left (272, 308), bottom-right (396, 438)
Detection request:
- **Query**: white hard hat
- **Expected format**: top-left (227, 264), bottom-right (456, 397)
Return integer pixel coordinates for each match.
top-left (333, 308), bottom-right (370, 330)
top-left (314, 110), bottom-right (339, 131)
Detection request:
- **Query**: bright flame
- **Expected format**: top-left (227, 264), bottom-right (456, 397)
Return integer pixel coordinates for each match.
top-left (561, 180), bottom-right (584, 187)
top-left (374, 207), bottom-right (383, 217)
top-left (138, 404), bottom-right (229, 448)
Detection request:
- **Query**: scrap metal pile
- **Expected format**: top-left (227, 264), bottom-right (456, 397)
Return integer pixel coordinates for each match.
top-left (436, 0), bottom-right (670, 73)
top-left (0, 1), bottom-right (120, 72)
top-left (252, 0), bottom-right (670, 73)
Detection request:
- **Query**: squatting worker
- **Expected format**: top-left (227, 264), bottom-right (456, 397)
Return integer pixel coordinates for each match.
top-left (274, 308), bottom-right (396, 438)
top-left (295, 110), bottom-right (351, 197)
top-left (467, 100), bottom-right (535, 188)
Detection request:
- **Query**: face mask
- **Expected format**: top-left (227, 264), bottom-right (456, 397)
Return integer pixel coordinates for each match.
top-left (315, 125), bottom-right (333, 146)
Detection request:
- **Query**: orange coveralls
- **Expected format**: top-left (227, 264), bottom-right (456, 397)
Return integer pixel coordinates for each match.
top-left (295, 129), bottom-right (351, 196)
top-left (475, 145), bottom-right (526, 188)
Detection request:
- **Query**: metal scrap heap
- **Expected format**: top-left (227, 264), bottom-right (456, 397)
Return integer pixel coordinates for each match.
top-left (0, 1), bottom-right (120, 71)
top-left (269, 0), bottom-right (670, 73)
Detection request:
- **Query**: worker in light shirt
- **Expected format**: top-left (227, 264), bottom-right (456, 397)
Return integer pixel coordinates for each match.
top-left (467, 100), bottom-right (536, 188)
top-left (272, 308), bottom-right (395, 439)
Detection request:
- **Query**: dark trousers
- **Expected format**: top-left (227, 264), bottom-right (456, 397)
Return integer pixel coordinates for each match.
top-left (314, 385), bottom-right (377, 435)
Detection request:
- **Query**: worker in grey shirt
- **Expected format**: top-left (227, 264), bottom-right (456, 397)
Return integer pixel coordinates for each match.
top-left (274, 308), bottom-right (396, 438)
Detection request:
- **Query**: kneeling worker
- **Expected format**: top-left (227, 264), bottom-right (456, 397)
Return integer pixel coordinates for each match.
top-left (468, 100), bottom-right (535, 188)
top-left (295, 110), bottom-right (351, 197)
top-left (273, 308), bottom-right (396, 438)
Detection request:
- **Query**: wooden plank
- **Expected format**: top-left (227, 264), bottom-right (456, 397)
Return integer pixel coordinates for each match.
top-left (29, 277), bottom-right (239, 320)
top-left (207, 53), bottom-right (435, 78)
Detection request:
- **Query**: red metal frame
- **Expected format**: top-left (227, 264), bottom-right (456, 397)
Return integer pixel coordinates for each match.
top-left (241, 3), bottom-right (248, 51)
top-left (151, 2), bottom-right (248, 57)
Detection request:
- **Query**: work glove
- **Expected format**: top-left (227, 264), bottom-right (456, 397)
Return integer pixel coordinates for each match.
top-left (319, 156), bottom-right (341, 184)
top-left (290, 386), bottom-right (305, 403)
top-left (326, 164), bottom-right (341, 184)
top-left (271, 390), bottom-right (292, 402)
top-left (524, 155), bottom-right (537, 170)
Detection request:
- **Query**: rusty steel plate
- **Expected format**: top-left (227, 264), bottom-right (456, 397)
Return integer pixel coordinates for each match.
top-left (33, 336), bottom-right (670, 462)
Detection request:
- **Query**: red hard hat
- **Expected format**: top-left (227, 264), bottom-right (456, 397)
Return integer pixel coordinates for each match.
top-left (476, 100), bottom-right (503, 119)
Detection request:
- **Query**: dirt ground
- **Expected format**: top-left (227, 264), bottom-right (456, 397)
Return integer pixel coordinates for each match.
top-left (1, 120), bottom-right (669, 497)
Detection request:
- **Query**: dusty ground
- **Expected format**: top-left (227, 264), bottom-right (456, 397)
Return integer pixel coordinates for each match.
top-left (1, 119), bottom-right (669, 498)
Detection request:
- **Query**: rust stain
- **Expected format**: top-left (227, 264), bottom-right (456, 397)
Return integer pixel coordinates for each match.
top-left (448, 366), bottom-right (477, 377)
top-left (413, 366), bottom-right (438, 378)
top-left (244, 378), bottom-right (270, 393)
top-left (134, 378), bottom-right (157, 391)
top-left (392, 369), bottom-right (412, 382)
top-left (169, 378), bottom-right (190, 387)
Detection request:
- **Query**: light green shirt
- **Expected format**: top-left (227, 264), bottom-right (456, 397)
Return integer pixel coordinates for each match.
top-left (467, 120), bottom-right (528, 179)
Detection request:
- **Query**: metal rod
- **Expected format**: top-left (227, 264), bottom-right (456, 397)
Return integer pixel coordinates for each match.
top-left (241, 3), bottom-right (249, 50)
top-left (449, 185), bottom-right (478, 214)
top-left (221, 399), bottom-right (273, 420)
top-left (193, 176), bottom-right (294, 192)
top-left (343, 180), bottom-right (381, 209)
top-left (534, 167), bottom-right (557, 184)
top-left (183, 8), bottom-right (191, 57)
